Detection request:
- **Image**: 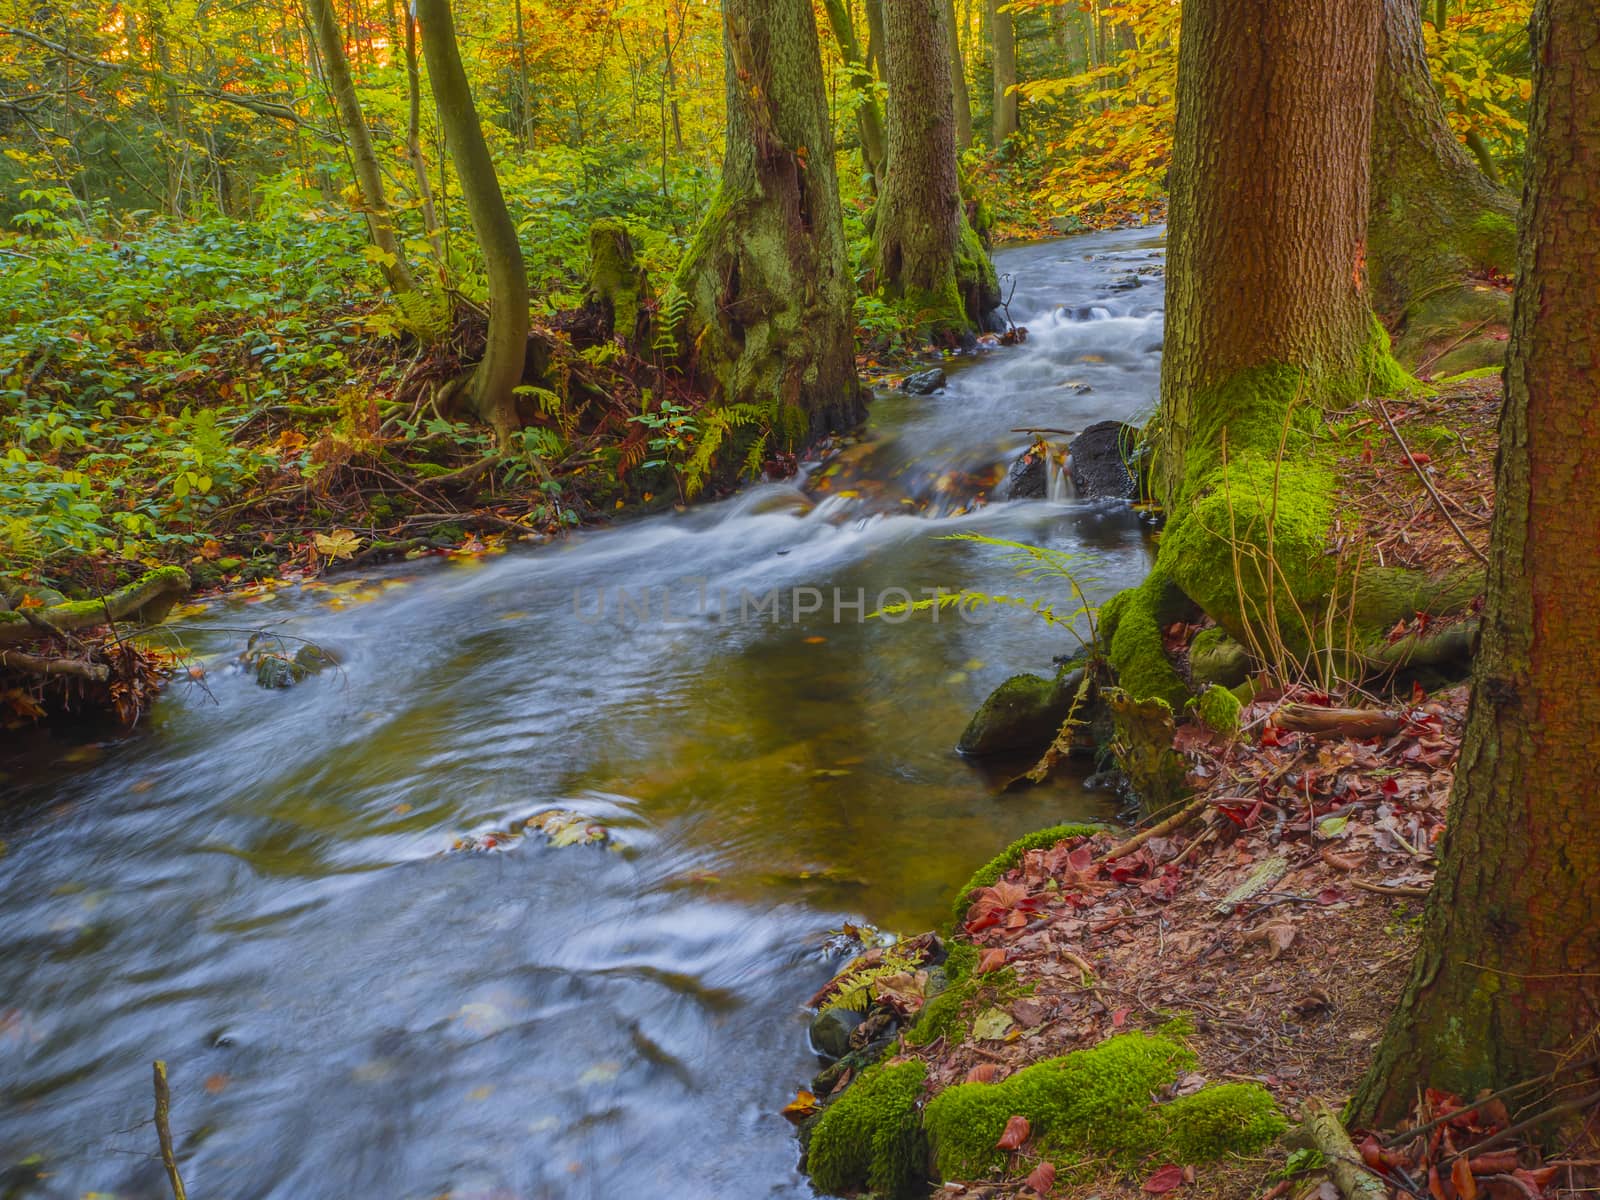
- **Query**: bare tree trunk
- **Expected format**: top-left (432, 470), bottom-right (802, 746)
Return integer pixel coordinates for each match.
top-left (307, 0), bottom-right (414, 292)
top-left (822, 0), bottom-right (887, 183)
top-left (415, 0), bottom-right (529, 441)
top-left (944, 0), bottom-right (972, 150)
top-left (872, 0), bottom-right (998, 335)
top-left (987, 0), bottom-right (1017, 146)
top-left (403, 7), bottom-right (444, 266)
top-left (1352, 0), bottom-right (1600, 1127)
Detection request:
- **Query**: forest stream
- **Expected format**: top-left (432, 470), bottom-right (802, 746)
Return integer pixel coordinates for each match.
top-left (0, 228), bottom-right (1165, 1200)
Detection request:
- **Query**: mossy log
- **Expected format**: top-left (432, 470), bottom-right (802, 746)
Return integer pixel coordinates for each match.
top-left (583, 218), bottom-right (648, 345)
top-left (0, 567), bottom-right (190, 645)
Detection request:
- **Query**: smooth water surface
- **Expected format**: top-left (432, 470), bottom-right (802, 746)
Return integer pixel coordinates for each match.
top-left (0, 228), bottom-right (1165, 1200)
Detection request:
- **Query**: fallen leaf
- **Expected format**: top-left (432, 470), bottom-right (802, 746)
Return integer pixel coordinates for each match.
top-left (313, 528), bottom-right (363, 562)
top-left (971, 1007), bottom-right (1015, 1041)
top-left (1024, 1160), bottom-right (1057, 1194)
top-left (1144, 1164), bottom-right (1185, 1194)
top-left (1244, 920), bottom-right (1298, 959)
top-left (976, 947), bottom-right (1009, 975)
top-left (996, 1114), bottom-right (1030, 1150)
top-left (781, 1088), bottom-right (819, 1124)
top-left (964, 1063), bottom-right (1002, 1084)
top-left (1452, 1157), bottom-right (1478, 1200)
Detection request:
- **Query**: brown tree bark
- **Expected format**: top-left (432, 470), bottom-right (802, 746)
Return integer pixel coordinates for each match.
top-left (668, 0), bottom-right (864, 446)
top-left (307, 0), bottom-right (415, 293)
top-left (1352, 0), bottom-right (1600, 1125)
top-left (821, 0), bottom-right (888, 184)
top-left (987, 0), bottom-right (1017, 146)
top-left (944, 0), bottom-right (973, 150)
top-left (1369, 0), bottom-right (1516, 351)
top-left (872, 0), bottom-right (998, 334)
top-left (415, 0), bottom-right (530, 441)
top-left (1155, 0), bottom-right (1388, 505)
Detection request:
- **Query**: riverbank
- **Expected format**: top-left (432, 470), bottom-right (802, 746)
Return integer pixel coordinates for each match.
top-left (791, 374), bottom-right (1596, 1199)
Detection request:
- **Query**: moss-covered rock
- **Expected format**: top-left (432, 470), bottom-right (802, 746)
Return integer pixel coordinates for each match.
top-left (584, 218), bottom-right (648, 343)
top-left (1193, 684), bottom-right (1242, 736)
top-left (1106, 692), bottom-right (1190, 817)
top-left (1161, 1082), bottom-right (1289, 1162)
top-left (806, 1060), bottom-right (929, 1200)
top-left (957, 668), bottom-right (1083, 757)
top-left (1188, 626), bottom-right (1252, 688)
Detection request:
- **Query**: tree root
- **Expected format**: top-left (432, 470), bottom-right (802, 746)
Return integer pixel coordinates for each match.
top-left (1303, 1099), bottom-right (1389, 1200)
top-left (0, 568), bottom-right (190, 646)
top-left (0, 649), bottom-right (111, 682)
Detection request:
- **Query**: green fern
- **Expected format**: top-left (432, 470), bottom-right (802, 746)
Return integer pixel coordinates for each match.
top-left (652, 284), bottom-right (690, 356)
top-left (682, 399), bottom-right (775, 497)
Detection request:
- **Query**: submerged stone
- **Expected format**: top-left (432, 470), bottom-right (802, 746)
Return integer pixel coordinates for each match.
top-left (958, 668), bottom-right (1083, 757)
top-left (810, 1007), bottom-right (865, 1061)
top-left (898, 368), bottom-right (947, 396)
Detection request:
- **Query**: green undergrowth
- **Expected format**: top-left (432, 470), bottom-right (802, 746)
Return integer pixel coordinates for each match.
top-left (949, 823), bottom-right (1100, 928)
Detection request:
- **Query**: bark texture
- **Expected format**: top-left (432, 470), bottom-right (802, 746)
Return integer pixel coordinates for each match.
top-left (987, 0), bottom-right (1018, 146)
top-left (822, 0), bottom-right (887, 184)
top-left (1352, 0), bottom-right (1600, 1125)
top-left (416, 0), bottom-right (530, 441)
top-left (944, 0), bottom-right (973, 149)
top-left (872, 0), bottom-right (998, 333)
top-left (307, 0), bottom-right (414, 292)
top-left (1370, 0), bottom-right (1517, 367)
top-left (1156, 0), bottom-right (1387, 504)
top-left (669, 0), bottom-right (864, 443)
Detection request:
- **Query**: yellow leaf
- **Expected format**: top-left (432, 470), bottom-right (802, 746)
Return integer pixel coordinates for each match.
top-left (313, 529), bottom-right (363, 562)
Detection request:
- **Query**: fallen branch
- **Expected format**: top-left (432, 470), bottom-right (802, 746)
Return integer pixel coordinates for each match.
top-left (152, 1060), bottom-right (188, 1200)
top-left (0, 568), bottom-right (190, 646)
top-left (1372, 393), bottom-right (1490, 567)
top-left (0, 649), bottom-right (110, 682)
top-left (1304, 1098), bottom-right (1390, 1200)
top-left (1348, 878), bottom-right (1432, 898)
top-left (1274, 704), bottom-right (1404, 739)
top-left (1100, 792), bottom-right (1211, 863)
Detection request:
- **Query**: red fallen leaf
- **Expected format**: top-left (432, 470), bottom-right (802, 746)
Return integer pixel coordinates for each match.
top-left (1515, 1166), bottom-right (1559, 1187)
top-left (1467, 1151), bottom-right (1520, 1175)
top-left (1317, 886), bottom-right (1347, 905)
top-left (1403, 452), bottom-right (1432, 466)
top-left (1362, 440), bottom-right (1374, 464)
top-left (1111, 1006), bottom-right (1130, 1028)
top-left (1428, 1164), bottom-right (1448, 1200)
top-left (1143, 1164), bottom-right (1185, 1194)
top-left (1453, 1155), bottom-right (1479, 1200)
top-left (996, 1114), bottom-right (1030, 1150)
top-left (1004, 909), bottom-right (1029, 931)
top-left (977, 947), bottom-right (1009, 975)
top-left (1025, 1160), bottom-right (1057, 1194)
top-left (1359, 1135), bottom-right (1384, 1170)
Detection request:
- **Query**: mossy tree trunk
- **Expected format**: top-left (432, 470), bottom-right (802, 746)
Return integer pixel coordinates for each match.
top-left (1370, 0), bottom-right (1517, 364)
top-left (416, 0), bottom-right (530, 442)
top-left (1105, 0), bottom-right (1411, 717)
top-left (872, 0), bottom-right (999, 335)
top-left (1351, 0), bottom-right (1600, 1126)
top-left (987, 0), bottom-right (1018, 147)
top-left (821, 0), bottom-right (888, 185)
top-left (307, 0), bottom-right (415, 293)
top-left (669, 0), bottom-right (864, 443)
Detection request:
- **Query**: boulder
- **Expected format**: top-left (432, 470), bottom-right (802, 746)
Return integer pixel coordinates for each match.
top-left (1004, 444), bottom-right (1049, 499)
top-left (810, 1007), bottom-right (865, 1061)
top-left (898, 368), bottom-right (947, 396)
top-left (958, 667), bottom-right (1085, 757)
top-left (1188, 627), bottom-right (1252, 688)
top-left (1068, 421), bottom-right (1142, 500)
top-left (1107, 274), bottom-right (1143, 291)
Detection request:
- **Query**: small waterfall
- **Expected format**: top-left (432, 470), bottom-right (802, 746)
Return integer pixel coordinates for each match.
top-left (1047, 446), bottom-right (1074, 502)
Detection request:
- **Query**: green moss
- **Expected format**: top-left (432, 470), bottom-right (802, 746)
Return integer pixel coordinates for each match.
top-left (1193, 684), bottom-right (1242, 736)
top-left (806, 1060), bottom-right (929, 1199)
top-left (1462, 211), bottom-right (1517, 273)
top-left (1188, 625), bottom-right (1252, 688)
top-left (1105, 692), bottom-right (1190, 817)
top-left (1433, 365), bottom-right (1500, 386)
top-left (585, 218), bottom-right (647, 340)
top-left (1162, 1083), bottom-right (1289, 1162)
top-left (950, 823), bottom-right (1100, 927)
top-left (1103, 572), bottom-right (1191, 708)
top-left (924, 1032), bottom-right (1196, 1178)
top-left (903, 963), bottom-right (1026, 1048)
top-left (922, 1033), bottom-right (1286, 1181)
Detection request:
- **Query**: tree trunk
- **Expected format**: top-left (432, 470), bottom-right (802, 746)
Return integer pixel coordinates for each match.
top-left (307, 0), bottom-right (415, 293)
top-left (1103, 0), bottom-right (1406, 714)
top-left (821, 0), bottom-right (887, 184)
top-left (987, 0), bottom-right (1017, 146)
top-left (944, 0), bottom-right (973, 150)
top-left (403, 7), bottom-right (445, 267)
top-left (1156, 0), bottom-right (1388, 506)
top-left (668, 0), bottom-right (864, 447)
top-left (1352, 0), bottom-right (1600, 1126)
top-left (872, 0), bottom-right (998, 334)
top-left (1369, 0), bottom-right (1516, 362)
top-left (415, 0), bottom-right (530, 441)
top-left (864, 0), bottom-right (887, 80)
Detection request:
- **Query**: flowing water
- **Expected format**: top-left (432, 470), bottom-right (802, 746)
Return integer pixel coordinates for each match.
top-left (0, 228), bottom-right (1166, 1200)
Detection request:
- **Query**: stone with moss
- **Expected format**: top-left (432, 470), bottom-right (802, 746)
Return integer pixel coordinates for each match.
top-left (584, 218), bottom-right (648, 343)
top-left (805, 1059), bottom-right (929, 1200)
top-left (1188, 626), bottom-right (1252, 688)
top-left (1193, 684), bottom-right (1242, 736)
top-left (957, 667), bottom-right (1084, 757)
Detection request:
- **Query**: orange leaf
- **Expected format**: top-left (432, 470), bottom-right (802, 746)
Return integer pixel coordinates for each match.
top-left (977, 947), bottom-right (1009, 975)
top-left (1144, 1164), bottom-right (1185, 1194)
top-left (1452, 1156), bottom-right (1477, 1200)
top-left (996, 1114), bottom-right (1030, 1150)
top-left (781, 1088), bottom-right (819, 1125)
top-left (965, 1063), bottom-right (1001, 1084)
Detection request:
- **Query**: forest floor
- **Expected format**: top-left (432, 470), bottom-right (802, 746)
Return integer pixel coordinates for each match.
top-left (799, 377), bottom-right (1599, 1200)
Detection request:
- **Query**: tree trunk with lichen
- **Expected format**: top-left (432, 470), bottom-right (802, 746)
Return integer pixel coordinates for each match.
top-left (987, 0), bottom-right (1018, 147)
top-left (669, 0), bottom-right (863, 445)
top-left (1370, 0), bottom-right (1518, 373)
top-left (945, 0), bottom-right (973, 150)
top-left (307, 0), bottom-right (415, 293)
top-left (1351, 0), bottom-right (1600, 1127)
top-left (1102, 0), bottom-right (1419, 718)
top-left (821, 0), bottom-right (887, 185)
top-left (872, 0), bottom-right (998, 335)
top-left (416, 0), bottom-right (530, 442)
